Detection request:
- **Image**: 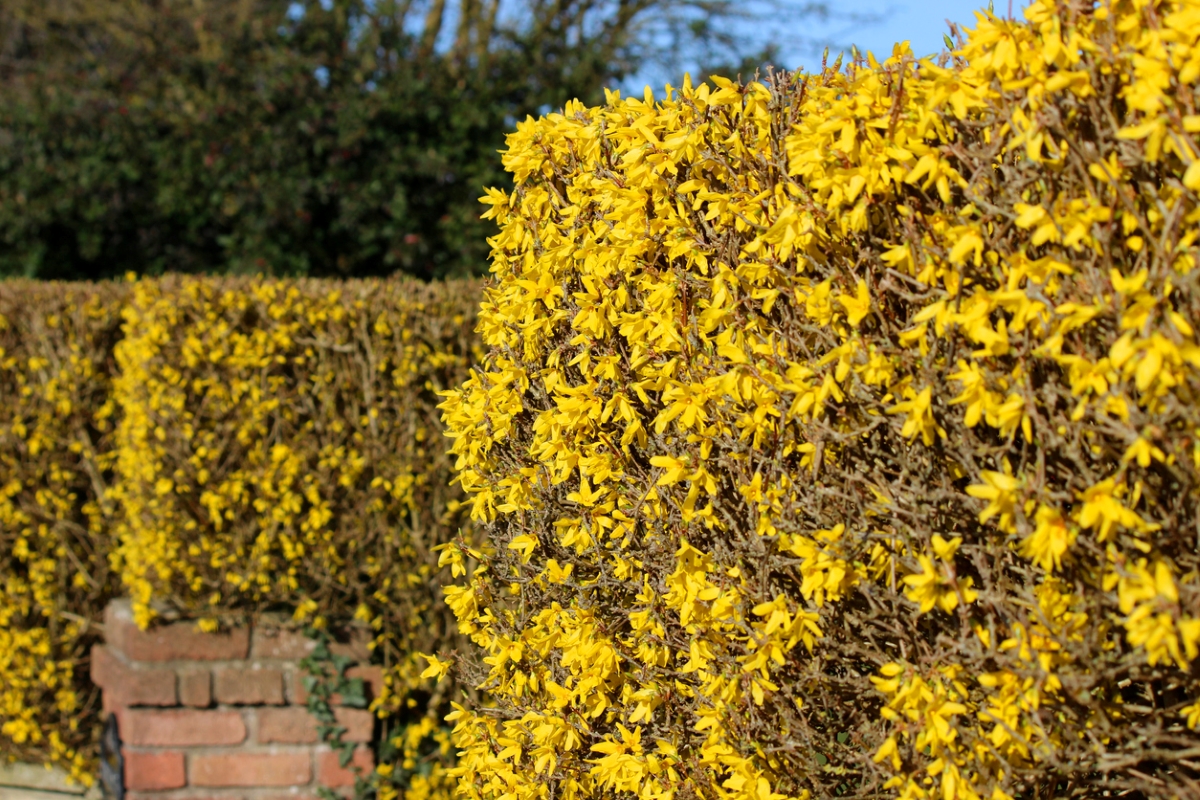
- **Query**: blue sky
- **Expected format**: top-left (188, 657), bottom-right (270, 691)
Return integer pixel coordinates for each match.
top-left (826, 0), bottom-right (999, 62)
top-left (620, 0), bottom-right (1014, 95)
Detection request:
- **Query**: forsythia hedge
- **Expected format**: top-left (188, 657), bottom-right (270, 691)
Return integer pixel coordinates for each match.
top-left (0, 276), bottom-right (481, 792)
top-left (437, 0), bottom-right (1200, 798)
top-left (0, 282), bottom-right (125, 779)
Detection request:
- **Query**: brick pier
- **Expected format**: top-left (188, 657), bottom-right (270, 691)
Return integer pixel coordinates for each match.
top-left (92, 601), bottom-right (381, 800)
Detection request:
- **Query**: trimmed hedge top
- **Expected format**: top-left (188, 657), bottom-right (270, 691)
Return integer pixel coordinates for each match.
top-left (437, 0), bottom-right (1200, 798)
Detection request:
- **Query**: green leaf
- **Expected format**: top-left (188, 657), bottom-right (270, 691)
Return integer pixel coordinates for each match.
top-left (339, 677), bottom-right (368, 708)
top-left (331, 653), bottom-right (353, 675)
top-left (310, 638), bottom-right (333, 662)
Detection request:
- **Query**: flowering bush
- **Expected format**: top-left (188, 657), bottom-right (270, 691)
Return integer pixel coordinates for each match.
top-left (110, 276), bottom-right (482, 800)
top-left (436, 1), bottom-right (1200, 798)
top-left (0, 281), bottom-right (126, 782)
top-left (1, 276), bottom-right (481, 797)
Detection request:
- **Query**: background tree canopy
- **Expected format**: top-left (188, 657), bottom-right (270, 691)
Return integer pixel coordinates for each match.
top-left (0, 0), bottom-right (848, 280)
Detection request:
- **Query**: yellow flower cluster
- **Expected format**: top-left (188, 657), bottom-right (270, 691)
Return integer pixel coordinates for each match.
top-left (0, 282), bottom-right (125, 783)
top-left (376, 715), bottom-right (459, 800)
top-left (438, 0), bottom-right (1200, 797)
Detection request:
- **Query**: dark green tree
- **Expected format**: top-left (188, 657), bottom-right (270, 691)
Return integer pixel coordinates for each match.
top-left (0, 0), bottom-right (846, 280)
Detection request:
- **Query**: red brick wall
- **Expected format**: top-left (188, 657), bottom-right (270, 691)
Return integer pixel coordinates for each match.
top-left (93, 601), bottom-right (382, 800)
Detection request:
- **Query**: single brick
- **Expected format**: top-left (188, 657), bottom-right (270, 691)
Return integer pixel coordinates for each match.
top-left (252, 627), bottom-right (317, 659)
top-left (258, 707), bottom-right (319, 744)
top-left (105, 600), bottom-right (249, 661)
top-left (191, 753), bottom-right (312, 787)
top-left (90, 645), bottom-right (176, 707)
top-left (123, 750), bottom-right (186, 791)
top-left (258, 707), bottom-right (374, 744)
top-left (291, 666), bottom-right (382, 706)
top-left (214, 666), bottom-right (285, 705)
top-left (89, 644), bottom-right (121, 687)
top-left (316, 746), bottom-right (374, 788)
top-left (121, 709), bottom-right (246, 746)
top-left (334, 707), bottom-right (375, 743)
top-left (179, 668), bottom-right (212, 707)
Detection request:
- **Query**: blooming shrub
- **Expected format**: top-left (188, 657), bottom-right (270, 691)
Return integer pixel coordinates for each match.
top-left (0, 281), bottom-right (126, 782)
top-left (109, 276), bottom-right (482, 783)
top-left (436, 1), bottom-right (1200, 798)
top-left (1, 276), bottom-right (481, 796)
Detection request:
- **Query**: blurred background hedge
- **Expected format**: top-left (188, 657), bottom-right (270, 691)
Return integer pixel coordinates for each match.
top-left (0, 275), bottom-right (482, 787)
top-left (0, 281), bottom-right (126, 778)
top-left (0, 0), bottom-right (835, 282)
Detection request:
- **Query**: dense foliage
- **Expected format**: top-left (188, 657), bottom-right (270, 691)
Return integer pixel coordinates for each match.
top-left (0, 0), bottom-right (814, 281)
top-left (436, 0), bottom-right (1200, 798)
top-left (0, 2), bottom-right (508, 281)
top-left (0, 276), bottom-right (482, 793)
top-left (0, 282), bottom-right (125, 780)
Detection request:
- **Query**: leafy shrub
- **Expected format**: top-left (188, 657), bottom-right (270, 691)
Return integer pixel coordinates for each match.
top-left (0, 281), bottom-right (126, 781)
top-left (0, 39), bottom-right (507, 282)
top-left (436, 1), bottom-right (1200, 799)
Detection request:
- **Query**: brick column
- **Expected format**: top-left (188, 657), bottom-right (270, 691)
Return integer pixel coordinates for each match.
top-left (93, 601), bottom-right (381, 800)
